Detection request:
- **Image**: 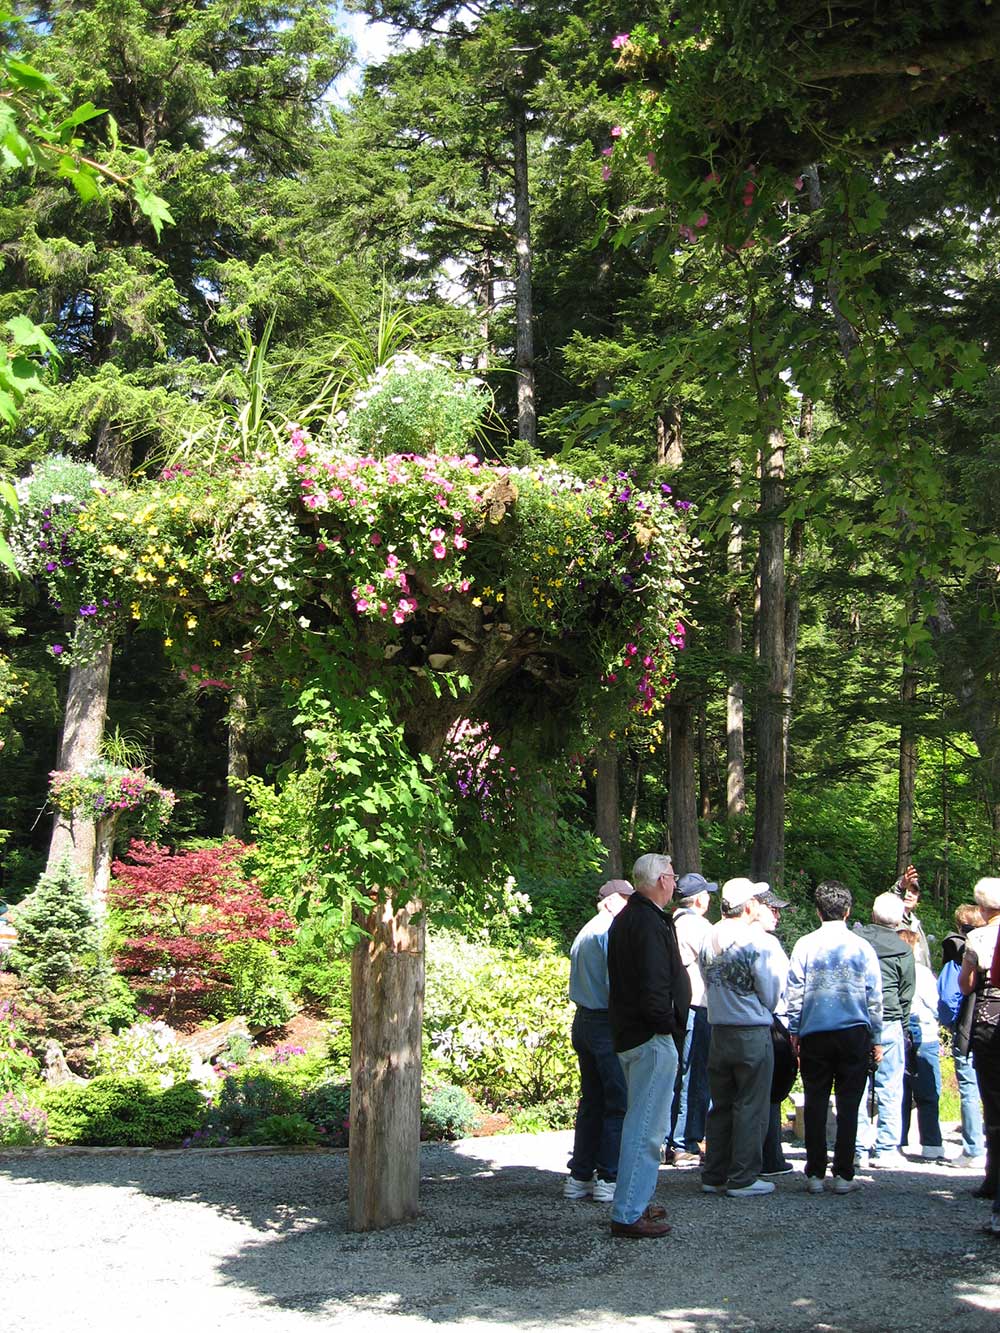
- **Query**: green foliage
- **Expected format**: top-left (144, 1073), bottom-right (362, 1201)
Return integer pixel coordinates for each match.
top-left (346, 352), bottom-right (489, 458)
top-left (205, 1070), bottom-right (300, 1141)
top-left (423, 929), bottom-right (575, 1111)
top-left (7, 859), bottom-right (102, 992)
top-left (244, 1112), bottom-right (319, 1146)
top-left (0, 1090), bottom-right (47, 1145)
top-left (420, 1083), bottom-right (482, 1141)
top-left (0, 996), bottom-right (41, 1091)
top-left (298, 1079), bottom-right (350, 1145)
top-left (43, 1076), bottom-right (206, 1145)
top-left (218, 940), bottom-right (297, 1031)
top-left (506, 1098), bottom-right (576, 1133)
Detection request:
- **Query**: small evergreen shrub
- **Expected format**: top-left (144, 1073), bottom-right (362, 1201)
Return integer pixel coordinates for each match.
top-left (420, 1084), bottom-right (482, 1141)
top-left (44, 1076), bottom-right (206, 1146)
top-left (7, 859), bottom-right (102, 992)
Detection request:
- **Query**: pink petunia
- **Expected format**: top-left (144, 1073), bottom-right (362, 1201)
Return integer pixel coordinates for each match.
top-left (611, 33), bottom-right (630, 49)
top-left (432, 543), bottom-right (447, 559)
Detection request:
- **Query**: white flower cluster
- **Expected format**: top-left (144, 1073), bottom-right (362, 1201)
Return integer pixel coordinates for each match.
top-left (7, 454), bottom-right (103, 577)
top-left (209, 460), bottom-right (310, 612)
top-left (91, 1020), bottom-right (198, 1088)
top-left (346, 352), bottom-right (488, 458)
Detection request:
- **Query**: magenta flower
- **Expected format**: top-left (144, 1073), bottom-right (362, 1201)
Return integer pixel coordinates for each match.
top-left (51, 644), bottom-right (63, 656)
top-left (611, 33), bottom-right (630, 49)
top-left (371, 532), bottom-right (382, 546)
top-left (432, 543), bottom-right (447, 559)
top-left (610, 125), bottom-right (623, 138)
top-left (602, 165), bottom-right (612, 181)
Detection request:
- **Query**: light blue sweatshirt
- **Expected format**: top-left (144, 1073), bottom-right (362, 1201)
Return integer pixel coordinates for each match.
top-left (569, 911), bottom-right (613, 1009)
top-left (699, 919), bottom-right (788, 1026)
top-left (786, 920), bottom-right (884, 1043)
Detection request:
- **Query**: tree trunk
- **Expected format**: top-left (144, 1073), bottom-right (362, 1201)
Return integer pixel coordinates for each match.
top-left (782, 516), bottom-right (805, 781)
top-left (92, 814), bottom-right (120, 915)
top-left (223, 689), bottom-right (250, 839)
top-left (697, 701), bottom-right (712, 820)
top-left (750, 419), bottom-right (787, 885)
top-left (595, 742), bottom-right (623, 878)
top-left (668, 695), bottom-right (701, 874)
top-left (726, 469), bottom-right (747, 820)
top-left (511, 101), bottom-right (536, 448)
top-left (896, 652), bottom-right (918, 876)
top-left (47, 643), bottom-right (113, 898)
top-left (656, 405), bottom-right (683, 468)
top-left (349, 895), bottom-right (425, 1232)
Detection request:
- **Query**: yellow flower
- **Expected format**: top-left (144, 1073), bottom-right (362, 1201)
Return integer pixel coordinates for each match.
top-left (166, 575), bottom-right (177, 587)
top-left (131, 603), bottom-right (141, 620)
top-left (495, 592), bottom-right (504, 602)
top-left (472, 596), bottom-right (482, 607)
top-left (164, 637), bottom-right (173, 647)
top-left (186, 616), bottom-right (198, 630)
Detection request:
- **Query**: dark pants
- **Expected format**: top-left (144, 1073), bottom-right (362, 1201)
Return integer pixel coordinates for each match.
top-left (568, 1006), bottom-right (627, 1182)
top-left (972, 1026), bottom-right (1000, 1198)
top-left (762, 1100), bottom-right (787, 1173)
top-left (800, 1024), bottom-right (871, 1182)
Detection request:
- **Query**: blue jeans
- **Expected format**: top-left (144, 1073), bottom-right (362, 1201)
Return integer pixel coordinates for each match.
top-left (954, 1048), bottom-right (985, 1158)
top-left (901, 1032), bottom-right (942, 1150)
top-left (858, 1019), bottom-right (905, 1156)
top-left (611, 1033), bottom-right (678, 1224)
top-left (567, 1007), bottom-right (628, 1182)
top-left (669, 1005), bottom-right (710, 1151)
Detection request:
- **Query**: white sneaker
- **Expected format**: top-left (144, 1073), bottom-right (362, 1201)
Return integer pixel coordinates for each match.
top-left (701, 1183), bottom-right (726, 1194)
top-left (805, 1176), bottom-right (825, 1194)
top-left (592, 1178), bottom-right (616, 1203)
top-left (869, 1150), bottom-right (906, 1169)
top-left (725, 1179), bottom-right (776, 1198)
top-left (563, 1175), bottom-right (593, 1199)
top-left (831, 1175), bottom-right (860, 1194)
top-left (949, 1154), bottom-right (986, 1170)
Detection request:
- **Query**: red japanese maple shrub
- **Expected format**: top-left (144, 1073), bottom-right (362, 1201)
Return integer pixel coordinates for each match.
top-left (110, 840), bottom-right (294, 1004)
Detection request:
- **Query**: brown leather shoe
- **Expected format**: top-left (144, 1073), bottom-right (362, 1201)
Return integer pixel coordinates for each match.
top-left (644, 1204), bottom-right (667, 1221)
top-left (610, 1214), bottom-right (672, 1239)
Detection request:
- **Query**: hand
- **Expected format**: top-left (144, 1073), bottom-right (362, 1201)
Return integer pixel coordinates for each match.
top-left (872, 1045), bottom-right (883, 1065)
top-left (789, 1035), bottom-right (800, 1057)
top-left (900, 865), bottom-right (919, 892)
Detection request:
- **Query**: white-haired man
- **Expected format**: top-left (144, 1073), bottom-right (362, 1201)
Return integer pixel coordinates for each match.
top-left (606, 853), bottom-right (691, 1239)
top-left (854, 891), bottom-right (916, 1167)
top-left (699, 877), bottom-right (788, 1199)
top-left (564, 879), bottom-right (634, 1203)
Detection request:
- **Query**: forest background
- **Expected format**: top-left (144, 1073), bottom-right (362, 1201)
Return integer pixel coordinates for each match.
top-left (1, 1), bottom-right (999, 1164)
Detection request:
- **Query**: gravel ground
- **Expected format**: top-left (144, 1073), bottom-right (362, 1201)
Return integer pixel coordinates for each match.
top-left (2, 1129), bottom-right (998, 1333)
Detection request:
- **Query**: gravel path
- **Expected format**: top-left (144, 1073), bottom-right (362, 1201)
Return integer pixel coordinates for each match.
top-left (3, 1130), bottom-right (998, 1333)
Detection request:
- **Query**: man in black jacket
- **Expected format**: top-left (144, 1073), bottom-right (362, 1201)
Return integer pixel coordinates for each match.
top-left (607, 852), bottom-right (691, 1239)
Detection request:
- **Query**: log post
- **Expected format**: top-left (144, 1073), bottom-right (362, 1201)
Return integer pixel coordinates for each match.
top-left (348, 895), bottom-right (425, 1231)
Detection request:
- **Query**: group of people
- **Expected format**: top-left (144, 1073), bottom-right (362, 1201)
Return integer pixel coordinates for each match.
top-left (564, 854), bottom-right (1000, 1241)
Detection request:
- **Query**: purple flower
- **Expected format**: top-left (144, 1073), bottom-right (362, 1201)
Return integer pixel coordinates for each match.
top-left (675, 499), bottom-right (691, 511)
top-left (45, 562), bottom-right (56, 572)
top-left (51, 644), bottom-right (64, 656)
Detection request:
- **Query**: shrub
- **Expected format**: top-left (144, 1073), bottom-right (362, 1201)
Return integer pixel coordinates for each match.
top-left (507, 1098), bottom-right (576, 1134)
top-left (299, 1080), bottom-right (350, 1146)
top-left (0, 1090), bottom-right (47, 1145)
top-left (218, 940), bottom-right (297, 1031)
top-left (7, 859), bottom-right (103, 993)
top-left (421, 1084), bottom-right (482, 1141)
top-left (244, 1113), bottom-right (318, 1146)
top-left (205, 1070), bottom-right (299, 1140)
top-left (423, 929), bottom-right (575, 1112)
top-left (110, 839), bottom-right (294, 1011)
top-left (0, 996), bottom-right (40, 1092)
top-left (90, 1021), bottom-right (195, 1086)
top-left (44, 1076), bottom-right (206, 1146)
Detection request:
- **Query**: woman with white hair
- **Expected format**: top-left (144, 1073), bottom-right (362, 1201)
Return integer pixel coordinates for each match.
top-left (959, 877), bottom-right (1000, 1234)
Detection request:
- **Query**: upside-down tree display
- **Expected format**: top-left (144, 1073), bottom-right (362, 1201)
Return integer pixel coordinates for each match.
top-left (8, 356), bottom-right (692, 1228)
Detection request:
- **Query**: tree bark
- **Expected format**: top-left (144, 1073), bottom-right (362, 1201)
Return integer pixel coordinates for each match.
top-left (349, 895), bottom-right (425, 1232)
top-left (656, 405), bottom-right (683, 468)
top-left (750, 418), bottom-right (787, 885)
top-left (783, 516), bottom-right (805, 781)
top-left (223, 689), bottom-right (250, 839)
top-left (47, 643), bottom-right (113, 899)
top-left (896, 652), bottom-right (918, 876)
top-left (726, 467), bottom-right (747, 820)
top-left (595, 743), bottom-right (623, 877)
top-left (92, 814), bottom-right (120, 915)
top-left (697, 701), bottom-right (713, 820)
top-left (511, 101), bottom-right (536, 448)
top-left (668, 694), bottom-right (701, 874)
